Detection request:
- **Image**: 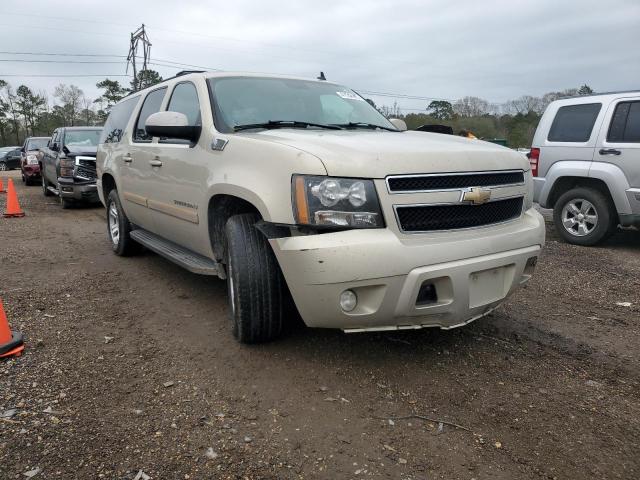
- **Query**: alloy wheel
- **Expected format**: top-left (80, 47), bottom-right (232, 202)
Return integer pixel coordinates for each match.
top-left (561, 198), bottom-right (598, 237)
top-left (108, 202), bottom-right (120, 246)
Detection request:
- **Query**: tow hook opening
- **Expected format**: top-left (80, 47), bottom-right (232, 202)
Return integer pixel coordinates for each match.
top-left (416, 282), bottom-right (438, 306)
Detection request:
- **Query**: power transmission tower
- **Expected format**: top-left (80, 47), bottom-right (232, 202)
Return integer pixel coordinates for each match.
top-left (127, 24), bottom-right (152, 92)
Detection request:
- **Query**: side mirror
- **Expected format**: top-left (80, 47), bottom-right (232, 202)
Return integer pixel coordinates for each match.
top-left (389, 118), bottom-right (407, 131)
top-left (51, 142), bottom-right (59, 152)
top-left (145, 111), bottom-right (201, 143)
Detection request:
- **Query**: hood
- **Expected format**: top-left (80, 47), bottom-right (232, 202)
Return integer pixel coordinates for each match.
top-left (242, 130), bottom-right (529, 177)
top-left (64, 145), bottom-right (97, 157)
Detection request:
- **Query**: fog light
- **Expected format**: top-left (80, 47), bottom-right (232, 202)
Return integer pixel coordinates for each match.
top-left (340, 290), bottom-right (357, 312)
top-left (416, 282), bottom-right (437, 306)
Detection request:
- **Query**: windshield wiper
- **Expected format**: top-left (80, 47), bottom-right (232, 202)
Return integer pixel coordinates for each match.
top-left (330, 122), bottom-right (398, 132)
top-left (234, 120), bottom-right (343, 132)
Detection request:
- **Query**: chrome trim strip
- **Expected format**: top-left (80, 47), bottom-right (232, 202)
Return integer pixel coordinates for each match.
top-left (385, 169), bottom-right (526, 194)
top-left (393, 195), bottom-right (524, 234)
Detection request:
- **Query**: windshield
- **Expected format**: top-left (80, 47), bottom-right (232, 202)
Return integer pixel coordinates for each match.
top-left (64, 130), bottom-right (102, 148)
top-left (208, 77), bottom-right (395, 133)
top-left (27, 138), bottom-right (49, 151)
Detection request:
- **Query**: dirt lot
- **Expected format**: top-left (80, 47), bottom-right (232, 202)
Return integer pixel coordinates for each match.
top-left (1, 169), bottom-right (639, 479)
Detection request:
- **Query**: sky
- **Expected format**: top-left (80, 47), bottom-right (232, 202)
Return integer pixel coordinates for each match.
top-left (0, 0), bottom-right (638, 113)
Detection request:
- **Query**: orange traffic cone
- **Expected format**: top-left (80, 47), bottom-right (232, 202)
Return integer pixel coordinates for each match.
top-left (0, 299), bottom-right (24, 359)
top-left (3, 179), bottom-right (24, 217)
top-left (0, 176), bottom-right (5, 193)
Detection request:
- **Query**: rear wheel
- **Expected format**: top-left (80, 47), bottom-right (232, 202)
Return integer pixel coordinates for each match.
top-left (553, 187), bottom-right (616, 246)
top-left (224, 213), bottom-right (285, 343)
top-left (106, 189), bottom-right (142, 256)
top-left (0, 162), bottom-right (7, 171)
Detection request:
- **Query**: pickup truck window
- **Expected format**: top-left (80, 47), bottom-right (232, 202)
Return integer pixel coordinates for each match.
top-left (208, 76), bottom-right (394, 134)
top-left (607, 101), bottom-right (640, 143)
top-left (134, 87), bottom-right (167, 143)
top-left (65, 130), bottom-right (102, 147)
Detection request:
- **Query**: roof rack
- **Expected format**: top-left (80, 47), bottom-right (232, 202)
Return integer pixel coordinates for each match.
top-left (176, 70), bottom-right (205, 77)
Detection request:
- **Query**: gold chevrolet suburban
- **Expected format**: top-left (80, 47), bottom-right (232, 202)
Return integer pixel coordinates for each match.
top-left (97, 71), bottom-right (545, 343)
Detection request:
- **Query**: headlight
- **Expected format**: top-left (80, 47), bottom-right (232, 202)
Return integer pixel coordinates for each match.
top-left (292, 175), bottom-right (384, 228)
top-left (59, 158), bottom-right (75, 177)
top-left (26, 154), bottom-right (38, 164)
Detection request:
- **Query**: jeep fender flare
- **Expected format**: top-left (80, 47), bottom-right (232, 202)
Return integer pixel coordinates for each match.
top-left (541, 161), bottom-right (631, 214)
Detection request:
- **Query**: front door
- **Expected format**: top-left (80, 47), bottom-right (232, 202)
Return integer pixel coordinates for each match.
top-left (146, 81), bottom-right (208, 255)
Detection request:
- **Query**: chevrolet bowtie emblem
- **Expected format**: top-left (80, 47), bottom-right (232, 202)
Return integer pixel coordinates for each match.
top-left (462, 187), bottom-right (492, 205)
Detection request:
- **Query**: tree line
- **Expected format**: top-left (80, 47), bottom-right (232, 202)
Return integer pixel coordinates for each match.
top-left (1, 69), bottom-right (593, 149)
top-left (0, 70), bottom-right (162, 147)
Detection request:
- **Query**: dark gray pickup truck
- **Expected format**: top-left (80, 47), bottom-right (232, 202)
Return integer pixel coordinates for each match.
top-left (40, 126), bottom-right (103, 208)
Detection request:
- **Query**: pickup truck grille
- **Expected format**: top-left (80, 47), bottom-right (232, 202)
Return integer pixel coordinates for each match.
top-left (387, 170), bottom-right (524, 192)
top-left (395, 197), bottom-right (524, 232)
top-left (74, 157), bottom-right (97, 181)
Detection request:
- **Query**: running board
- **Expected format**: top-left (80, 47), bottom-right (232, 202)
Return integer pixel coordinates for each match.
top-left (130, 229), bottom-right (225, 278)
top-left (47, 186), bottom-right (59, 195)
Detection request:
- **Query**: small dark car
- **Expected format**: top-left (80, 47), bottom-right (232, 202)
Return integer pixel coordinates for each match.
top-left (40, 127), bottom-right (103, 208)
top-left (0, 147), bottom-right (22, 171)
top-left (20, 137), bottom-right (49, 185)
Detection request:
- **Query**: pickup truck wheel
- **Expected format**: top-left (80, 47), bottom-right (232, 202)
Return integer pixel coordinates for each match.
top-left (553, 187), bottom-right (616, 246)
top-left (106, 189), bottom-right (142, 256)
top-left (225, 213), bottom-right (285, 343)
top-left (42, 175), bottom-right (53, 196)
top-left (60, 195), bottom-right (73, 209)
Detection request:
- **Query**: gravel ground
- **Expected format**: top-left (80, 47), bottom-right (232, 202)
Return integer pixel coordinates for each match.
top-left (1, 169), bottom-right (639, 479)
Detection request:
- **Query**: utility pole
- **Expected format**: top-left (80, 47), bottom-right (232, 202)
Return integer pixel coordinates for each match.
top-left (127, 24), bottom-right (152, 92)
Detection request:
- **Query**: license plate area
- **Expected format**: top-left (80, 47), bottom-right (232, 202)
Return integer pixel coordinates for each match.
top-left (468, 265), bottom-right (515, 308)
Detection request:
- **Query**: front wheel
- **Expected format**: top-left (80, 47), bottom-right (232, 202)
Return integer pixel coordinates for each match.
top-left (224, 213), bottom-right (285, 343)
top-left (42, 174), bottom-right (53, 196)
top-left (106, 189), bottom-right (142, 256)
top-left (553, 187), bottom-right (616, 246)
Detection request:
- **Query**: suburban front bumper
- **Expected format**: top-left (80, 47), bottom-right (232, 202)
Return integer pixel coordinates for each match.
top-left (270, 208), bottom-right (545, 331)
top-left (58, 178), bottom-right (100, 202)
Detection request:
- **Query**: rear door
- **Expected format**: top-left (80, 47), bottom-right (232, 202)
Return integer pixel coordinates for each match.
top-left (595, 95), bottom-right (640, 189)
top-left (121, 86), bottom-right (168, 231)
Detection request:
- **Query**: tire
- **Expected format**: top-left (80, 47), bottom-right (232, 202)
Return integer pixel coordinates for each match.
top-left (21, 173), bottom-right (26, 183)
top-left (224, 213), bottom-right (285, 343)
top-left (0, 162), bottom-right (7, 171)
top-left (42, 174), bottom-right (53, 196)
top-left (553, 187), bottom-right (616, 246)
top-left (60, 196), bottom-right (73, 209)
top-left (106, 189), bottom-right (142, 256)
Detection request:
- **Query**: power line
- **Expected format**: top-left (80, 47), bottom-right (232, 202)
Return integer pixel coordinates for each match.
top-left (0, 51), bottom-right (127, 58)
top-left (0, 74), bottom-right (131, 77)
top-left (0, 59), bottom-right (124, 64)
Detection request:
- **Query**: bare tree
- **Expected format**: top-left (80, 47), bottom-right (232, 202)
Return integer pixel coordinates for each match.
top-left (0, 81), bottom-right (22, 143)
top-left (53, 84), bottom-right (84, 126)
top-left (504, 95), bottom-right (544, 115)
top-left (453, 96), bottom-right (489, 117)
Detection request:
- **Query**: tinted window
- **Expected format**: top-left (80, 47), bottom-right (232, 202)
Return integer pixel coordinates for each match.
top-left (134, 87), bottom-right (167, 142)
top-left (160, 82), bottom-right (201, 144)
top-left (548, 103), bottom-right (601, 142)
top-left (608, 101), bottom-right (640, 143)
top-left (64, 130), bottom-right (102, 147)
top-left (26, 138), bottom-right (49, 150)
top-left (100, 96), bottom-right (140, 144)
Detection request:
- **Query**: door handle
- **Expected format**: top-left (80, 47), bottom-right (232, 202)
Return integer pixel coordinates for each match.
top-left (149, 159), bottom-right (163, 167)
top-left (123, 154), bottom-right (133, 163)
top-left (599, 148), bottom-right (621, 156)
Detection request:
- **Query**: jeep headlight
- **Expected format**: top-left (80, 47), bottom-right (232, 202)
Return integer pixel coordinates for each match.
top-left (292, 175), bottom-right (384, 228)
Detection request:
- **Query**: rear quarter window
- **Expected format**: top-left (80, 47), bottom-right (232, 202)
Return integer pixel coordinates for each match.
top-left (100, 96), bottom-right (140, 144)
top-left (547, 103), bottom-right (601, 142)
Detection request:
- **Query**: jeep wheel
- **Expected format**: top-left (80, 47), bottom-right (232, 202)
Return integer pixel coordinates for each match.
top-left (42, 175), bottom-right (53, 196)
top-left (553, 187), bottom-right (616, 246)
top-left (106, 189), bottom-right (142, 256)
top-left (224, 213), bottom-right (285, 343)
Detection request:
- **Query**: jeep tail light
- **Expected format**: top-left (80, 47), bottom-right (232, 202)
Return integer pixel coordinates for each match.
top-left (528, 148), bottom-right (540, 177)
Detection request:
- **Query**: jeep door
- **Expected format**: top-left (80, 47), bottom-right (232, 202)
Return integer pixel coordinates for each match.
top-left (120, 87), bottom-right (168, 231)
top-left (145, 81), bottom-right (207, 255)
top-left (596, 95), bottom-right (640, 189)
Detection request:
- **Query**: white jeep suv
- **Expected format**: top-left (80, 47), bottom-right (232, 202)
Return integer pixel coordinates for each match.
top-left (97, 71), bottom-right (545, 343)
